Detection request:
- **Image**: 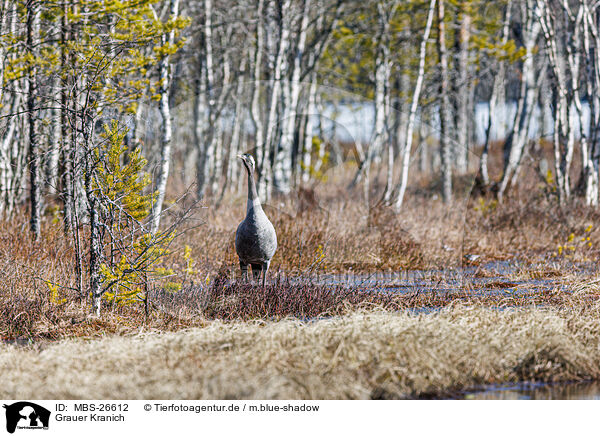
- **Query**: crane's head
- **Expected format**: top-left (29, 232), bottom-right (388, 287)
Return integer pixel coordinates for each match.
top-left (237, 153), bottom-right (256, 173)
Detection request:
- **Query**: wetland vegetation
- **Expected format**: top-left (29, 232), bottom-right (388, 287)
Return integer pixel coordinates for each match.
top-left (2, 0), bottom-right (600, 399)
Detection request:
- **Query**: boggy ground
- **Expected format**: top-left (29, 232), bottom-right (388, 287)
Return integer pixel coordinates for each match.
top-left (2, 303), bottom-right (600, 399)
top-left (2, 154), bottom-right (600, 398)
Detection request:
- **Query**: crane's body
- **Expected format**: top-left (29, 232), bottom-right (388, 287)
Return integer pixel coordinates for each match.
top-left (235, 154), bottom-right (277, 286)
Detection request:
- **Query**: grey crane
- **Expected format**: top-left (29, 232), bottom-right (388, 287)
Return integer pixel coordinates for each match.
top-left (235, 153), bottom-right (277, 287)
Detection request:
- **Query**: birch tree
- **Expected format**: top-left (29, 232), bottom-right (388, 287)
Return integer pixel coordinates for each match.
top-left (498, 0), bottom-right (541, 201)
top-left (479, 0), bottom-right (512, 188)
top-left (537, 0), bottom-right (576, 204)
top-left (582, 0), bottom-right (600, 205)
top-left (26, 1), bottom-right (41, 238)
top-left (572, 1), bottom-right (599, 205)
top-left (151, 0), bottom-right (180, 232)
top-left (453, 4), bottom-right (471, 174)
top-left (392, 0), bottom-right (436, 211)
top-left (437, 0), bottom-right (452, 203)
top-left (260, 0), bottom-right (291, 198)
top-left (347, 1), bottom-right (393, 203)
top-left (195, 0), bottom-right (216, 199)
top-left (273, 0), bottom-right (310, 194)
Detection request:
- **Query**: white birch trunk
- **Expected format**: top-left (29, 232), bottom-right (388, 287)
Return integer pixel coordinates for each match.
top-left (274, 0), bottom-right (310, 194)
top-left (0, 0), bottom-right (16, 215)
top-left (26, 2), bottom-right (41, 237)
top-left (393, 27), bottom-right (411, 159)
top-left (250, 0), bottom-right (265, 184)
top-left (260, 0), bottom-right (291, 199)
top-left (226, 59), bottom-right (248, 194)
top-left (313, 94), bottom-right (326, 176)
top-left (568, 2), bottom-right (597, 205)
top-left (480, 1), bottom-right (511, 187)
top-left (537, 0), bottom-right (574, 204)
top-left (418, 116), bottom-right (429, 173)
top-left (454, 11), bottom-right (471, 174)
top-left (392, 0), bottom-right (436, 211)
top-left (584, 3), bottom-right (600, 205)
top-left (46, 80), bottom-right (61, 196)
top-left (370, 2), bottom-right (391, 167)
top-left (196, 0), bottom-right (217, 199)
top-left (302, 72), bottom-right (317, 184)
top-left (350, 1), bottom-right (391, 196)
top-left (151, 0), bottom-right (179, 232)
top-left (0, 92), bottom-right (20, 216)
top-left (498, 0), bottom-right (540, 201)
top-left (437, 0), bottom-right (452, 204)
top-left (210, 50), bottom-right (231, 194)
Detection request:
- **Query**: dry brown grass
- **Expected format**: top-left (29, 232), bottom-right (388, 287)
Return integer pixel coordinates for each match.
top-left (1, 186), bottom-right (599, 341)
top-left (185, 193), bottom-right (434, 277)
top-left (1, 160), bottom-right (600, 398)
top-left (181, 156), bottom-right (600, 280)
top-left (7, 265), bottom-right (600, 341)
top-left (0, 144), bottom-right (599, 334)
top-left (2, 303), bottom-right (600, 399)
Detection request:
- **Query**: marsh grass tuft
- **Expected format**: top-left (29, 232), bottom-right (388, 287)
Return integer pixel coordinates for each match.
top-left (203, 280), bottom-right (402, 320)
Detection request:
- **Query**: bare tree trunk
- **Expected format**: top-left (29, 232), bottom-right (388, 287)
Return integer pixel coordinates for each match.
top-left (386, 76), bottom-right (402, 201)
top-left (480, 0), bottom-right (512, 187)
top-left (418, 116), bottom-right (429, 173)
top-left (573, 2), bottom-right (598, 205)
top-left (60, 2), bottom-right (75, 233)
top-left (151, 0), bottom-right (179, 231)
top-left (393, 27), bottom-right (411, 159)
top-left (373, 1), bottom-right (393, 204)
top-left (274, 0), bottom-right (310, 194)
top-left (225, 58), bottom-right (248, 195)
top-left (371, 2), bottom-right (392, 167)
top-left (260, 0), bottom-right (291, 199)
top-left (382, 129), bottom-right (394, 204)
top-left (192, 78), bottom-right (205, 193)
top-left (392, 0), bottom-right (436, 211)
top-left (0, 97), bottom-right (20, 216)
top-left (437, 0), bottom-right (452, 204)
top-left (211, 130), bottom-right (224, 193)
top-left (26, 1), bottom-right (41, 238)
top-left (0, 0), bottom-right (7, 105)
top-left (313, 94), bottom-right (326, 176)
top-left (196, 0), bottom-right (216, 199)
top-left (302, 71), bottom-right (317, 184)
top-left (250, 0), bottom-right (266, 186)
top-left (454, 8), bottom-right (471, 174)
top-left (537, 0), bottom-right (575, 204)
top-left (498, 0), bottom-right (541, 201)
top-left (46, 72), bottom-right (61, 196)
top-left (351, 0), bottom-right (392, 198)
top-left (0, 2), bottom-right (20, 216)
top-left (0, 1), bottom-right (8, 212)
top-left (0, 1), bottom-right (18, 217)
top-left (585, 3), bottom-right (600, 205)
top-left (86, 142), bottom-right (102, 314)
top-left (210, 44), bottom-right (232, 194)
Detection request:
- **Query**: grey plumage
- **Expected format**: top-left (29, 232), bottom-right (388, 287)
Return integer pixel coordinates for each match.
top-left (235, 154), bottom-right (277, 287)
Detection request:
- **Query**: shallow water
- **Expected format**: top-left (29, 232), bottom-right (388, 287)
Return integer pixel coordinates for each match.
top-left (457, 381), bottom-right (600, 400)
top-left (292, 260), bottom-right (599, 297)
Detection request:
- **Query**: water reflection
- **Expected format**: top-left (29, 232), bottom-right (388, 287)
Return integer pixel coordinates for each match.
top-left (462, 381), bottom-right (600, 400)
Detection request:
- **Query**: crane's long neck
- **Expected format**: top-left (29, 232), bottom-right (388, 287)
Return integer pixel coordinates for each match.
top-left (246, 165), bottom-right (261, 214)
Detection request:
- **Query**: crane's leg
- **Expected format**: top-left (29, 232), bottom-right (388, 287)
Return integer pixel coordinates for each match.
top-left (261, 261), bottom-right (270, 288)
top-left (251, 263), bottom-right (262, 283)
top-left (239, 260), bottom-right (249, 282)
